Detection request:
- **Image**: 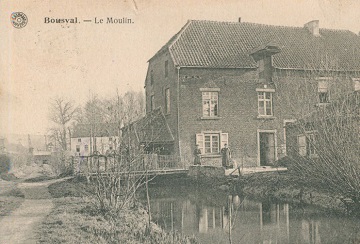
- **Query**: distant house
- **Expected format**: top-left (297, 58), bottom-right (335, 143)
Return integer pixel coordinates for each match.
top-left (70, 123), bottom-right (119, 156)
top-left (142, 19), bottom-right (360, 167)
top-left (32, 150), bottom-right (52, 164)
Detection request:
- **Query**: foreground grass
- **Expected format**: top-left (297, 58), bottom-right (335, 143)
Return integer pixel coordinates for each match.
top-left (0, 188), bottom-right (25, 219)
top-left (37, 178), bottom-right (197, 243)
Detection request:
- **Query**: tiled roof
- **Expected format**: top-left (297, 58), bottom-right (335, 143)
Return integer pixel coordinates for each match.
top-left (72, 123), bottom-right (119, 138)
top-left (130, 108), bottom-right (174, 143)
top-left (152, 20), bottom-right (360, 71)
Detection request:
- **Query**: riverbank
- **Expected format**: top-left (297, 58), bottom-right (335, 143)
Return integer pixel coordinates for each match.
top-left (36, 177), bottom-right (197, 243)
top-left (236, 171), bottom-right (347, 214)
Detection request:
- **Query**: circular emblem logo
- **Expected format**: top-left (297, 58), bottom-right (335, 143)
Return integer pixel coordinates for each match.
top-left (10, 12), bottom-right (28, 29)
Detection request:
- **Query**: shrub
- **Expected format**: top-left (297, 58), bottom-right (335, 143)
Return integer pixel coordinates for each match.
top-left (0, 154), bottom-right (11, 174)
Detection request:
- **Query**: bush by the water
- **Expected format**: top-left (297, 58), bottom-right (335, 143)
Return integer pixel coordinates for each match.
top-left (0, 155), bottom-right (11, 174)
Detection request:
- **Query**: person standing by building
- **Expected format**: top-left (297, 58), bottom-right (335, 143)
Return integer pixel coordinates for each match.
top-left (193, 144), bottom-right (202, 165)
top-left (221, 143), bottom-right (231, 168)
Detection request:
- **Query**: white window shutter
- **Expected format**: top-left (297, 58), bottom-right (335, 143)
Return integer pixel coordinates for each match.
top-left (196, 133), bottom-right (204, 154)
top-left (221, 133), bottom-right (228, 149)
top-left (297, 135), bottom-right (306, 156)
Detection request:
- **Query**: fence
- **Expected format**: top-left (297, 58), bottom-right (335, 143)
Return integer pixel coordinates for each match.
top-left (73, 153), bottom-right (184, 174)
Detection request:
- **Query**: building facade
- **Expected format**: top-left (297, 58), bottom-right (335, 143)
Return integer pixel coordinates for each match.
top-left (144, 19), bottom-right (360, 167)
top-left (70, 123), bottom-right (119, 156)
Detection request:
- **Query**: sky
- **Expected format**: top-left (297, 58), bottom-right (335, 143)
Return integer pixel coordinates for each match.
top-left (1, 0), bottom-right (360, 136)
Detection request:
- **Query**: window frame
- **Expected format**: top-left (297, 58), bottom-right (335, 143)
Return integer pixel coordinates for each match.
top-left (76, 145), bottom-right (80, 153)
top-left (165, 88), bottom-right (170, 114)
top-left (297, 131), bottom-right (318, 158)
top-left (352, 78), bottom-right (360, 91)
top-left (196, 132), bottom-right (228, 156)
top-left (257, 90), bottom-right (274, 117)
top-left (318, 91), bottom-right (330, 104)
top-left (150, 70), bottom-right (154, 86)
top-left (201, 89), bottom-right (220, 118)
top-left (317, 78), bottom-right (331, 105)
top-left (164, 60), bottom-right (168, 78)
top-left (150, 95), bottom-right (155, 111)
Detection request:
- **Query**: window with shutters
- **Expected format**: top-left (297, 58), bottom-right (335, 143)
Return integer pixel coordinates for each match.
top-left (196, 132), bottom-right (228, 155)
top-left (297, 132), bottom-right (317, 158)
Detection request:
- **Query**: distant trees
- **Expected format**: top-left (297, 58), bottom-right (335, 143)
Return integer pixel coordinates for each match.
top-left (47, 91), bottom-right (145, 152)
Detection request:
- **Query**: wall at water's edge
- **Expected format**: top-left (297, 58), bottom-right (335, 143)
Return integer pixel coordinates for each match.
top-left (188, 165), bottom-right (227, 186)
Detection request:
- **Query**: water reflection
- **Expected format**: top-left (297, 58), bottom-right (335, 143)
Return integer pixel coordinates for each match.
top-left (145, 185), bottom-right (360, 244)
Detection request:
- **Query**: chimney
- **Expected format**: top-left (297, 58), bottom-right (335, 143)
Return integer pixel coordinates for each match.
top-left (238, 17), bottom-right (241, 23)
top-left (304, 20), bottom-right (320, 36)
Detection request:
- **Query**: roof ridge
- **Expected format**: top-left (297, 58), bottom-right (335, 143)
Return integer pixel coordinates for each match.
top-left (189, 19), bottom-right (304, 29)
top-left (189, 19), bottom-right (356, 33)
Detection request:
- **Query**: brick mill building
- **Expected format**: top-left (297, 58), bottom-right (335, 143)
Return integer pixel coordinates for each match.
top-left (143, 19), bottom-right (360, 167)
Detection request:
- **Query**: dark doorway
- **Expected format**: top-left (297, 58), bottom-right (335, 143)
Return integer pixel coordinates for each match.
top-left (259, 132), bottom-right (276, 166)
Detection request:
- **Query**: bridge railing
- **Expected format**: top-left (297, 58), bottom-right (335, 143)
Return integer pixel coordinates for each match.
top-left (144, 154), bottom-right (182, 170)
top-left (73, 153), bottom-right (184, 175)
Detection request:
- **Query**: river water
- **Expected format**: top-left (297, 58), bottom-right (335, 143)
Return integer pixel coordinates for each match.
top-left (142, 178), bottom-right (360, 244)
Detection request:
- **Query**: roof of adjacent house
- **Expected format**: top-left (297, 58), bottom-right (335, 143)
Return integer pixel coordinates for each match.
top-left (123, 108), bottom-right (174, 144)
top-left (151, 20), bottom-right (360, 71)
top-left (72, 123), bottom-right (119, 138)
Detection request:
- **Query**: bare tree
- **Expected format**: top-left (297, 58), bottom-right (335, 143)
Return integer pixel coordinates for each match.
top-left (273, 65), bottom-right (360, 209)
top-left (48, 97), bottom-right (80, 151)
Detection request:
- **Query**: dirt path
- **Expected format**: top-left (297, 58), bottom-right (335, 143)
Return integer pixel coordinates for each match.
top-left (0, 177), bottom-right (72, 244)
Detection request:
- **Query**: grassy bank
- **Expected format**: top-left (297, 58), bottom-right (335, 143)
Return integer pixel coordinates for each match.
top-left (236, 172), bottom-right (347, 213)
top-left (0, 187), bottom-right (25, 220)
top-left (36, 177), bottom-right (197, 243)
